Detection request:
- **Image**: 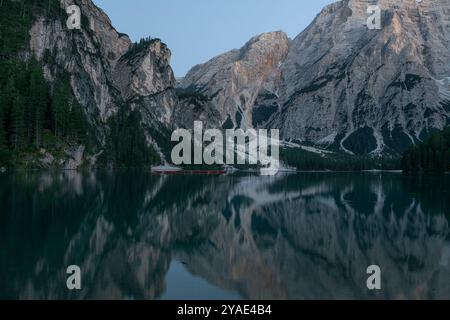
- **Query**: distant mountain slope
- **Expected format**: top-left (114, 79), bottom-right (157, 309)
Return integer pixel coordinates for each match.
top-left (176, 31), bottom-right (290, 129)
top-left (180, 0), bottom-right (450, 157)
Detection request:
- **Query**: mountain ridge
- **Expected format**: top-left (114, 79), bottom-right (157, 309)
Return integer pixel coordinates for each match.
top-left (1, 0), bottom-right (449, 169)
top-left (179, 0), bottom-right (450, 157)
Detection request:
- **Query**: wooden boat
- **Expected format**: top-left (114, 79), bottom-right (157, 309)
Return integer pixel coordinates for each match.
top-left (151, 166), bottom-right (226, 175)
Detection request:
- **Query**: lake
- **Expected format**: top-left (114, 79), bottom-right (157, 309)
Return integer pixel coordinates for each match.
top-left (0, 171), bottom-right (449, 300)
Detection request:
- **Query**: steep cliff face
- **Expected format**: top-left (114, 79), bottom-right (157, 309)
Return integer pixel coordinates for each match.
top-left (28, 0), bottom-right (177, 166)
top-left (30, 0), bottom-right (129, 130)
top-left (180, 0), bottom-right (450, 156)
top-left (14, 0), bottom-right (450, 167)
top-left (272, 0), bottom-right (450, 156)
top-left (176, 32), bottom-right (290, 129)
top-left (113, 39), bottom-right (177, 129)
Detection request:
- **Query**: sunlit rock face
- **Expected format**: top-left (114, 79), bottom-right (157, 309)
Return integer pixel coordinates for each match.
top-left (1, 172), bottom-right (448, 300)
top-left (180, 0), bottom-right (450, 156)
top-left (176, 32), bottom-right (290, 129)
top-left (28, 0), bottom-right (178, 164)
top-left (26, 0), bottom-right (450, 163)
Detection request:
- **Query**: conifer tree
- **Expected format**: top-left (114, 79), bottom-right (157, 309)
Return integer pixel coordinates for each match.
top-left (29, 59), bottom-right (48, 147)
top-left (0, 95), bottom-right (7, 149)
top-left (11, 95), bottom-right (26, 150)
top-left (402, 127), bottom-right (450, 173)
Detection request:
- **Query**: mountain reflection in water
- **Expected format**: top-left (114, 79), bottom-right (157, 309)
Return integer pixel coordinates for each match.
top-left (0, 171), bottom-right (449, 300)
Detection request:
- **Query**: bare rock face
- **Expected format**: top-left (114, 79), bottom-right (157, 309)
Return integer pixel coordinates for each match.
top-left (26, 0), bottom-right (450, 160)
top-left (180, 0), bottom-right (450, 156)
top-left (30, 0), bottom-right (131, 126)
top-left (29, 0), bottom-right (177, 163)
top-left (176, 32), bottom-right (290, 129)
top-left (113, 39), bottom-right (177, 129)
top-left (272, 0), bottom-right (450, 156)
top-left (114, 41), bottom-right (175, 101)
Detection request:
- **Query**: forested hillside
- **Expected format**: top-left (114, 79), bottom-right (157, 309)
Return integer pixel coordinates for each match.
top-left (402, 127), bottom-right (450, 173)
top-left (281, 148), bottom-right (400, 171)
top-left (0, 0), bottom-right (91, 167)
top-left (0, 0), bottom-right (162, 168)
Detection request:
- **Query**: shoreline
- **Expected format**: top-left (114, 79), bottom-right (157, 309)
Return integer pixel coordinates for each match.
top-left (2, 166), bottom-right (450, 175)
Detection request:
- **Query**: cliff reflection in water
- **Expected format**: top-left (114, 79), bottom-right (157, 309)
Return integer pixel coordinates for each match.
top-left (0, 171), bottom-right (449, 300)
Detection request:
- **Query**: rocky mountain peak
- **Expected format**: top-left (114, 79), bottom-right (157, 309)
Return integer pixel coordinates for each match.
top-left (20, 0), bottom-right (450, 167)
top-left (242, 31), bottom-right (290, 52)
top-left (114, 39), bottom-right (175, 101)
top-left (181, 31), bottom-right (289, 88)
top-left (61, 0), bottom-right (132, 67)
top-left (176, 31), bottom-right (290, 129)
top-left (179, 0), bottom-right (450, 156)
top-left (270, 0), bottom-right (450, 155)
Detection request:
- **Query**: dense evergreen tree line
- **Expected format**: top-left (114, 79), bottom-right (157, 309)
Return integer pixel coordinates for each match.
top-left (0, 57), bottom-right (90, 166)
top-left (0, 0), bottom-right (90, 166)
top-left (122, 37), bottom-right (158, 59)
top-left (0, 0), bottom-right (61, 58)
top-left (101, 106), bottom-right (160, 167)
top-left (281, 148), bottom-right (400, 171)
top-left (402, 127), bottom-right (450, 173)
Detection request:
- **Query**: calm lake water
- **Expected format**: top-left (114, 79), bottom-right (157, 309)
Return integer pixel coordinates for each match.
top-left (0, 171), bottom-right (449, 300)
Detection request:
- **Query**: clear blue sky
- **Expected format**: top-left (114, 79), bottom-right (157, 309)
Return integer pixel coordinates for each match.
top-left (93, 0), bottom-right (336, 77)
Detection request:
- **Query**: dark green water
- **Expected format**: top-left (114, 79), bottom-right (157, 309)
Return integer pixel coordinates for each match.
top-left (0, 171), bottom-right (449, 300)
